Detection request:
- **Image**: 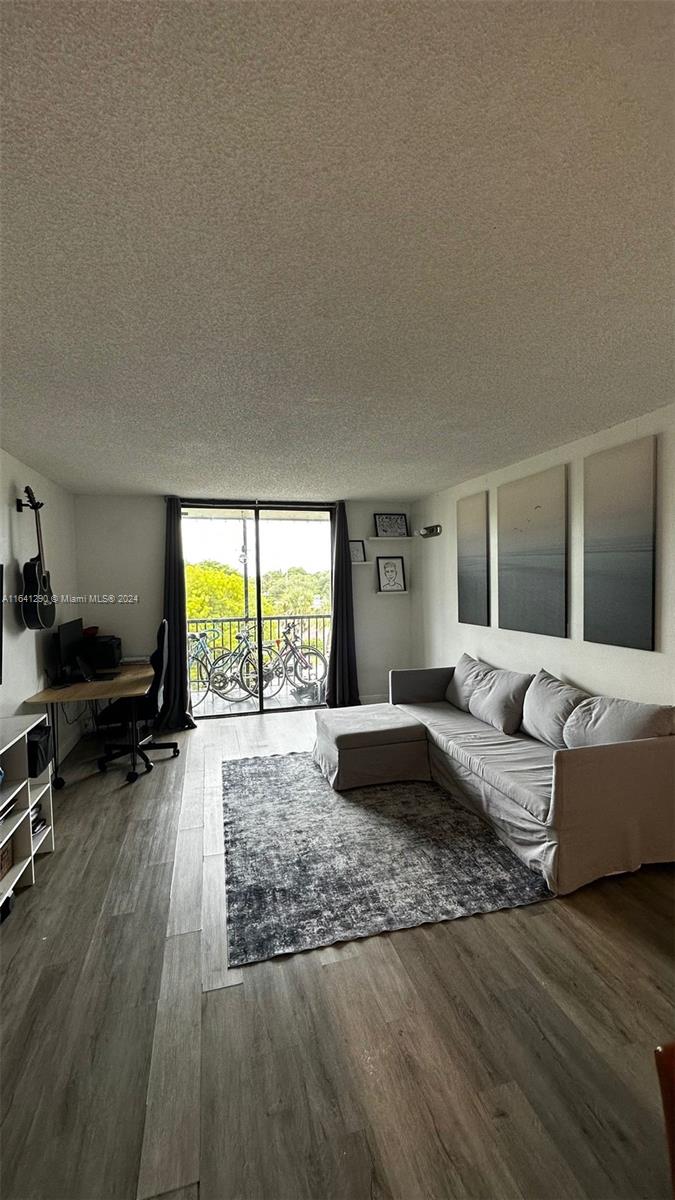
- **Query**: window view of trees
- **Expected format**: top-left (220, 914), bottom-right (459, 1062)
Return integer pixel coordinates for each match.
top-left (185, 562), bottom-right (331, 620)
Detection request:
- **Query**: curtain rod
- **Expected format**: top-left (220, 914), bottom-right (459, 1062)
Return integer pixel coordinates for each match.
top-left (176, 497), bottom-right (338, 511)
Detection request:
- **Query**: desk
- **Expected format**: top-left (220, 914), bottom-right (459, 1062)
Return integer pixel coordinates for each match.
top-left (26, 664), bottom-right (154, 786)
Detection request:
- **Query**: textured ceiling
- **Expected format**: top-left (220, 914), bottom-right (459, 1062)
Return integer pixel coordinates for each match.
top-left (1, 1), bottom-right (672, 500)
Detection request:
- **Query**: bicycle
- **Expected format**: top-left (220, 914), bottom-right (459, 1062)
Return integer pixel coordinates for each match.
top-left (190, 620), bottom-right (328, 707)
top-left (187, 626), bottom-right (223, 707)
top-left (274, 620), bottom-right (328, 688)
top-left (209, 626), bottom-right (285, 701)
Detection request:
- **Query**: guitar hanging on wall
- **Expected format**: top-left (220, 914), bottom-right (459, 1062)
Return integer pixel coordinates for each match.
top-left (16, 486), bottom-right (56, 630)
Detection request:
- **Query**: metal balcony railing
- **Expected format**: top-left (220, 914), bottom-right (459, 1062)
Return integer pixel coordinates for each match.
top-left (187, 613), bottom-right (332, 715)
top-left (186, 613), bottom-right (332, 657)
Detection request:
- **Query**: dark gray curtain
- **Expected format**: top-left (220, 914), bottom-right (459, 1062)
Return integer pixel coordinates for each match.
top-left (326, 501), bottom-right (360, 708)
top-left (157, 496), bottom-right (197, 731)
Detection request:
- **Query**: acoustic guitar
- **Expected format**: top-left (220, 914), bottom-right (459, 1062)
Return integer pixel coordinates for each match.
top-left (18, 485), bottom-right (56, 629)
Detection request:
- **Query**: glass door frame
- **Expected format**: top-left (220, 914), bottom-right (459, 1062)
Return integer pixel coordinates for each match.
top-left (180, 497), bottom-right (335, 719)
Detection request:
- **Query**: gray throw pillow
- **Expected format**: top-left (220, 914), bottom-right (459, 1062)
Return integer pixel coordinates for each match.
top-left (468, 667), bottom-right (535, 735)
top-left (445, 653), bottom-right (493, 711)
top-left (563, 695), bottom-right (675, 747)
top-left (521, 668), bottom-right (589, 748)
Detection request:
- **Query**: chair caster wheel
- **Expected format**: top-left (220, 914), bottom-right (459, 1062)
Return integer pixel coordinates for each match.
top-left (53, 775), bottom-right (66, 789)
top-left (126, 770), bottom-right (139, 783)
top-left (173, 748), bottom-right (180, 757)
top-left (145, 762), bottom-right (154, 773)
top-left (97, 759), bottom-right (107, 773)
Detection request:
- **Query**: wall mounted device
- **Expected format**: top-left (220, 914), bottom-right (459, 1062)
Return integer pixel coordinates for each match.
top-left (415, 525), bottom-right (443, 539)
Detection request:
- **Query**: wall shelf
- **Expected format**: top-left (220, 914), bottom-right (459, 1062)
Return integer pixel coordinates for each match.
top-left (367, 536), bottom-right (413, 542)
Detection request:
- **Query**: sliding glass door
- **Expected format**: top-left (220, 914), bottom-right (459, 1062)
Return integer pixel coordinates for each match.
top-left (182, 506), bottom-right (259, 716)
top-left (181, 503), bottom-right (332, 717)
top-left (257, 509), bottom-right (332, 711)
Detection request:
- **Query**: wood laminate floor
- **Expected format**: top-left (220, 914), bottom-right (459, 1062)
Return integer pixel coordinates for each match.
top-left (1, 711), bottom-right (673, 1200)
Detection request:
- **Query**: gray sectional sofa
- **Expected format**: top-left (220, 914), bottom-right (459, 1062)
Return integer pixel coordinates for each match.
top-left (313, 654), bottom-right (675, 895)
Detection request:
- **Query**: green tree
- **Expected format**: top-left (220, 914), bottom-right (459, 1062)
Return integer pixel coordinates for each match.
top-left (185, 562), bottom-right (330, 620)
top-left (185, 561), bottom-right (246, 620)
top-left (260, 567), bottom-right (330, 615)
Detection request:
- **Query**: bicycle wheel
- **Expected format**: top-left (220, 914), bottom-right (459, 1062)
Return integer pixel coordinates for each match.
top-left (240, 647), bottom-right (286, 698)
top-left (188, 658), bottom-right (209, 708)
top-left (210, 651), bottom-right (250, 701)
top-left (293, 648), bottom-right (328, 685)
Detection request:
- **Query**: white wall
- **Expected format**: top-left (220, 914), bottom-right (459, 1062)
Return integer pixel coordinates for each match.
top-left (75, 496), bottom-right (165, 657)
top-left (345, 500), bottom-right (413, 702)
top-left (411, 405), bottom-right (675, 705)
top-left (0, 449), bottom-right (84, 756)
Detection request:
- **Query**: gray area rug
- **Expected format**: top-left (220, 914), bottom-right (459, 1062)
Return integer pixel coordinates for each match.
top-left (222, 753), bottom-right (551, 966)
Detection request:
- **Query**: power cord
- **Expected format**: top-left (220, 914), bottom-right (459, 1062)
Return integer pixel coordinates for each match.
top-left (60, 701), bottom-right (88, 725)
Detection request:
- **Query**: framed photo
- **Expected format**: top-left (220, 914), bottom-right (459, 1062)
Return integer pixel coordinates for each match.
top-left (349, 539), bottom-right (366, 563)
top-left (376, 556), bottom-right (407, 592)
top-left (374, 512), bottom-right (409, 538)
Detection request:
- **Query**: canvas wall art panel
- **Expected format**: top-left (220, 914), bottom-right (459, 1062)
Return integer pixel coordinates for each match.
top-left (457, 491), bottom-right (490, 626)
top-left (498, 465), bottom-right (567, 637)
top-left (584, 436), bottom-right (656, 650)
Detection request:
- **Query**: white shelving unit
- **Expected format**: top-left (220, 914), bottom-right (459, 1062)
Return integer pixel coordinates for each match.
top-left (0, 714), bottom-right (55, 909)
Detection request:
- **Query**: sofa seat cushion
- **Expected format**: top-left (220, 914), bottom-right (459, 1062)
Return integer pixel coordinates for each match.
top-left (398, 702), bottom-right (554, 822)
top-left (315, 703), bottom-right (427, 750)
top-left (457, 732), bottom-right (555, 822)
top-left (397, 702), bottom-right (490, 747)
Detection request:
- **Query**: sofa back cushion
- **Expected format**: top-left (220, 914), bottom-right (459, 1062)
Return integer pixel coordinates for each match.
top-left (468, 667), bottom-right (534, 735)
top-left (563, 695), bottom-right (675, 747)
top-left (445, 653), bottom-right (493, 711)
top-left (521, 669), bottom-right (589, 748)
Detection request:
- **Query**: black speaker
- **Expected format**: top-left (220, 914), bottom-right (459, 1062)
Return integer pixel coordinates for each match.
top-left (86, 635), bottom-right (122, 669)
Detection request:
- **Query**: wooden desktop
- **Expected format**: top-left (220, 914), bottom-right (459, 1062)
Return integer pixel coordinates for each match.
top-left (26, 662), bottom-right (154, 706)
top-left (26, 663), bottom-right (154, 786)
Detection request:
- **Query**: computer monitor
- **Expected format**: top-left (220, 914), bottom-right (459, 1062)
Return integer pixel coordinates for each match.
top-left (55, 618), bottom-right (85, 678)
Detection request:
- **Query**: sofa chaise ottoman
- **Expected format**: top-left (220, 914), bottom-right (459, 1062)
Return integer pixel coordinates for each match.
top-left (313, 703), bottom-right (429, 790)
top-left (313, 655), bottom-right (675, 895)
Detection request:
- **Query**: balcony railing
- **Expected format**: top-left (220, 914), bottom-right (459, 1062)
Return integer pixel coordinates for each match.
top-left (187, 613), bottom-right (332, 657)
top-left (187, 613), bottom-right (332, 715)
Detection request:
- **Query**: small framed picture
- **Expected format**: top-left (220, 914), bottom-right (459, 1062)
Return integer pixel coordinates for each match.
top-left (374, 512), bottom-right (409, 538)
top-left (349, 539), bottom-right (366, 563)
top-left (376, 556), bottom-right (407, 592)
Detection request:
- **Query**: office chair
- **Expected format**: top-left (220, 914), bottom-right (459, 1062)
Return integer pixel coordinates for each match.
top-left (96, 619), bottom-right (180, 783)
